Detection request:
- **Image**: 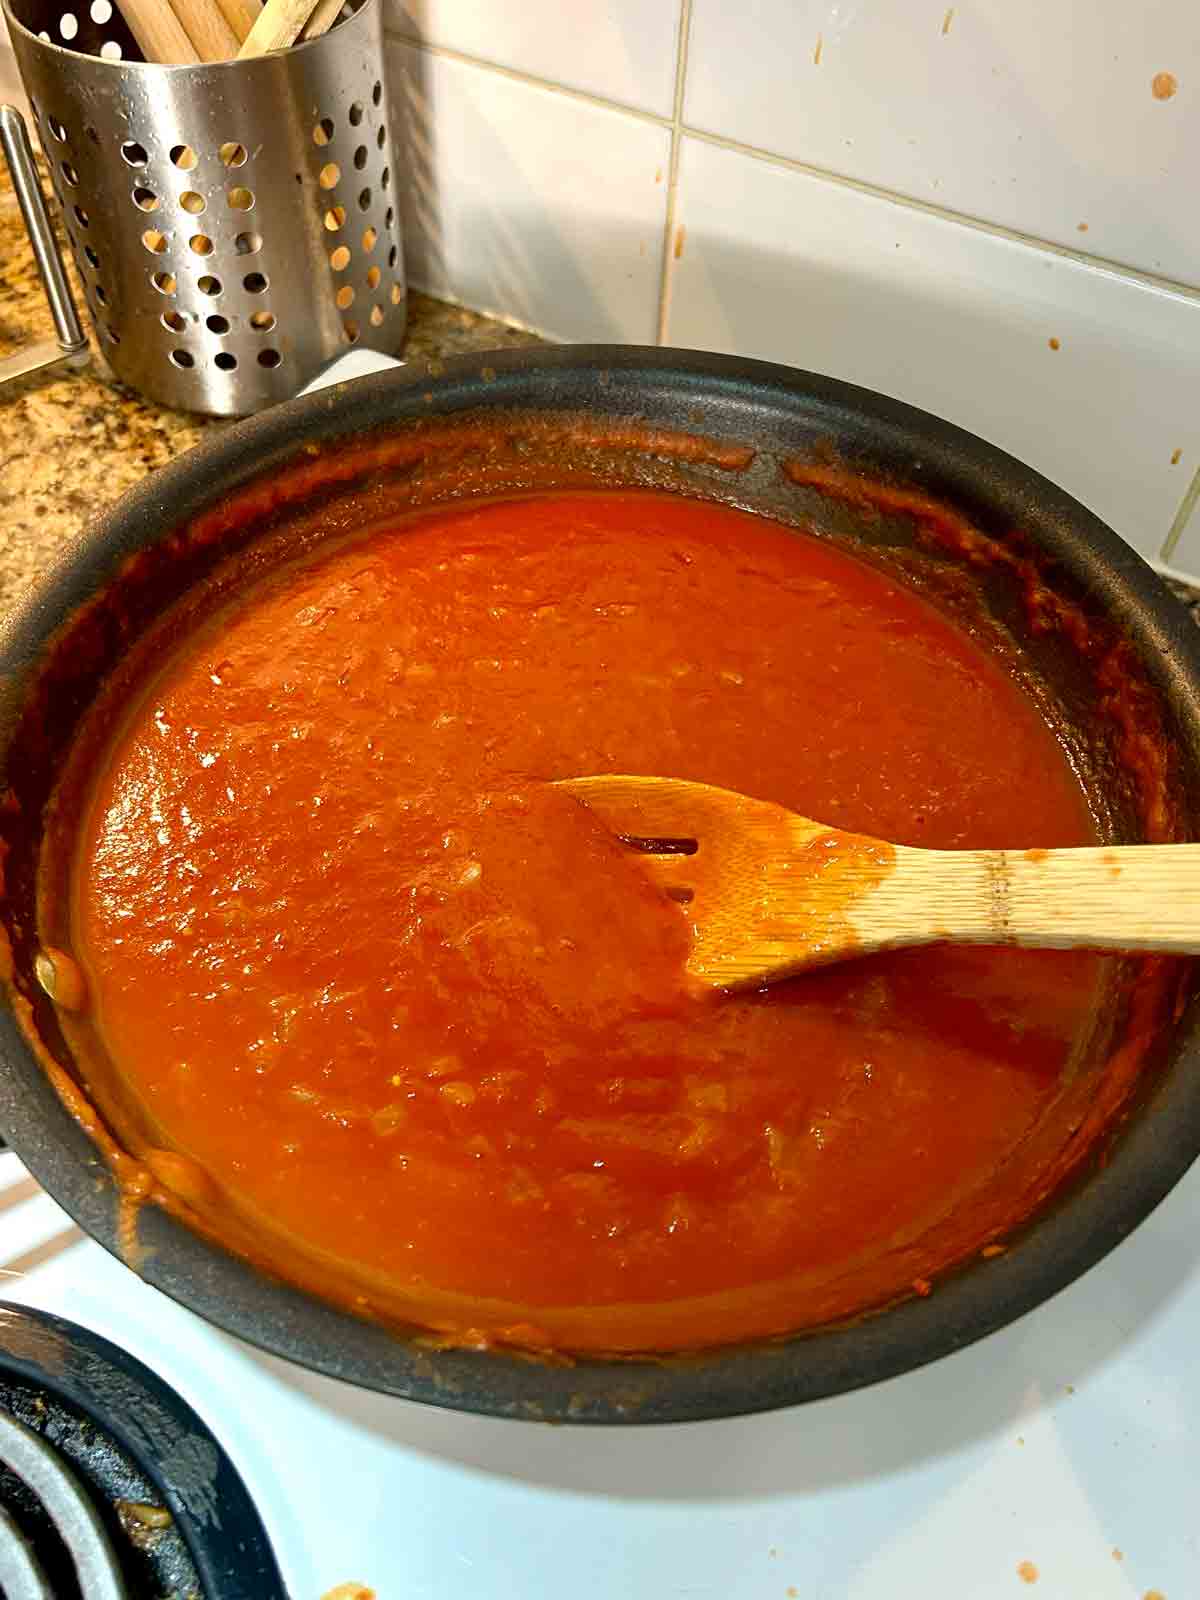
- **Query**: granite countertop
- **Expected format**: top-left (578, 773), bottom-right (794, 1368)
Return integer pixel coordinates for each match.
top-left (0, 164), bottom-right (541, 618)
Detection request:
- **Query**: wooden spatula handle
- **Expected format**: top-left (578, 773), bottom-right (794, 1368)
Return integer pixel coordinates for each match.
top-left (170, 0), bottom-right (240, 59)
top-left (119, 0), bottom-right (200, 62)
top-left (237, 0), bottom-right (321, 56)
top-left (891, 842), bottom-right (1200, 954)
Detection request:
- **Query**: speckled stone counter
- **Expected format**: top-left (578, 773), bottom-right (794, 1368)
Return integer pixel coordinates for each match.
top-left (0, 166), bottom-right (541, 617)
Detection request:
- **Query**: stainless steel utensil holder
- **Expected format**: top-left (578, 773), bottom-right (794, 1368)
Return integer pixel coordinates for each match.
top-left (2, 0), bottom-right (406, 415)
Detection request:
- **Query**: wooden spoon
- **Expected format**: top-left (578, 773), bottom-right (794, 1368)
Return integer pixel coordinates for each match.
top-left (557, 775), bottom-right (1200, 991)
top-left (238, 0), bottom-right (329, 57)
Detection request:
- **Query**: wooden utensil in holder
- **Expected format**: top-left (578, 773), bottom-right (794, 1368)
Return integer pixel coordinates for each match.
top-left (115, 0), bottom-right (342, 61)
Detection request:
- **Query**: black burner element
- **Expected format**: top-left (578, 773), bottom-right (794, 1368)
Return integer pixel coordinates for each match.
top-left (0, 1302), bottom-right (287, 1599)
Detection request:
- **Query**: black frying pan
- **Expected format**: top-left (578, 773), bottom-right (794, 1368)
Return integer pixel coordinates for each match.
top-left (2, 346), bottom-right (1199, 1423)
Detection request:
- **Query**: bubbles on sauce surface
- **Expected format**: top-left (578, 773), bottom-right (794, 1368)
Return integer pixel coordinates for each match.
top-left (66, 491), bottom-right (1111, 1351)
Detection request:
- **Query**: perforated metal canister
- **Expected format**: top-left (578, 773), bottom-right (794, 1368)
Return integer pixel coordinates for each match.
top-left (3, 0), bottom-right (406, 415)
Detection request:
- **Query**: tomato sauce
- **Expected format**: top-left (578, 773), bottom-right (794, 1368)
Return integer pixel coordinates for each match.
top-left (68, 491), bottom-right (1104, 1351)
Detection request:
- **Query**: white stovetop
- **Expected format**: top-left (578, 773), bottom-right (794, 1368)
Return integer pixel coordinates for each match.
top-left (1, 1148), bottom-right (1195, 1600)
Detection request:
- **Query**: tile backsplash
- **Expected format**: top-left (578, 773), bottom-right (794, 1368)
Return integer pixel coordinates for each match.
top-left (668, 136), bottom-right (1199, 562)
top-left (392, 41), bottom-right (669, 342)
top-left (385, 0), bottom-right (1200, 572)
top-left (4, 0), bottom-right (1198, 570)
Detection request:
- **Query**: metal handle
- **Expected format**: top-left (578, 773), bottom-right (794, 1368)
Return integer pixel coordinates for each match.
top-left (0, 102), bottom-right (89, 388)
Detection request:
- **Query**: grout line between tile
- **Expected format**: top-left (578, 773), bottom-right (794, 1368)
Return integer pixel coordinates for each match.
top-left (385, 29), bottom-right (673, 129)
top-left (671, 128), bottom-right (1200, 305)
top-left (384, 29), bottom-right (1200, 305)
top-left (1162, 464), bottom-right (1200, 563)
top-left (655, 0), bottom-right (693, 345)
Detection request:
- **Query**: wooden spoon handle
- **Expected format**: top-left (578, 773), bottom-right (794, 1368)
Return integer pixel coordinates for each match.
top-left (237, 0), bottom-right (321, 56)
top-left (299, 0), bottom-right (346, 40)
top-left (169, 0), bottom-right (240, 59)
top-left (214, 0), bottom-right (261, 44)
top-left (891, 842), bottom-right (1200, 954)
top-left (119, 0), bottom-right (200, 62)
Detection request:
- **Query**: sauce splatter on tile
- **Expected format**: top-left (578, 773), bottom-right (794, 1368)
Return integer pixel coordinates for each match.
top-left (674, 225), bottom-right (687, 261)
top-left (1152, 72), bottom-right (1178, 100)
top-left (1112, 1549), bottom-right (1124, 1561)
top-left (1048, 338), bottom-right (1061, 351)
top-left (1017, 1561), bottom-right (1039, 1584)
top-left (1171, 448), bottom-right (1182, 465)
top-left (942, 7), bottom-right (955, 34)
top-left (1077, 222), bottom-right (1089, 232)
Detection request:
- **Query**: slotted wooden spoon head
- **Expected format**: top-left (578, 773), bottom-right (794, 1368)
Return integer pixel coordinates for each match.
top-left (557, 776), bottom-right (896, 990)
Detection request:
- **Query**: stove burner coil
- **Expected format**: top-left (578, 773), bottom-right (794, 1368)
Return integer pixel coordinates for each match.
top-left (0, 1411), bottom-right (126, 1599)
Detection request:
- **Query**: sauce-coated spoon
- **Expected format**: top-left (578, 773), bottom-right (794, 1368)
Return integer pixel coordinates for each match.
top-left (559, 775), bottom-right (1200, 990)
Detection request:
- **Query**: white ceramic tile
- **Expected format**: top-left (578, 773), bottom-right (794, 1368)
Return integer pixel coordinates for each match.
top-left (386, 0), bottom-right (681, 117)
top-left (686, 0), bottom-right (1200, 287)
top-left (666, 137), bottom-right (1200, 561)
top-left (390, 42), bottom-right (670, 342)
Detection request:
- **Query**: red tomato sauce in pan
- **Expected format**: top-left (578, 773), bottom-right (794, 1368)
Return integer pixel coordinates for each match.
top-left (69, 491), bottom-right (1103, 1351)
